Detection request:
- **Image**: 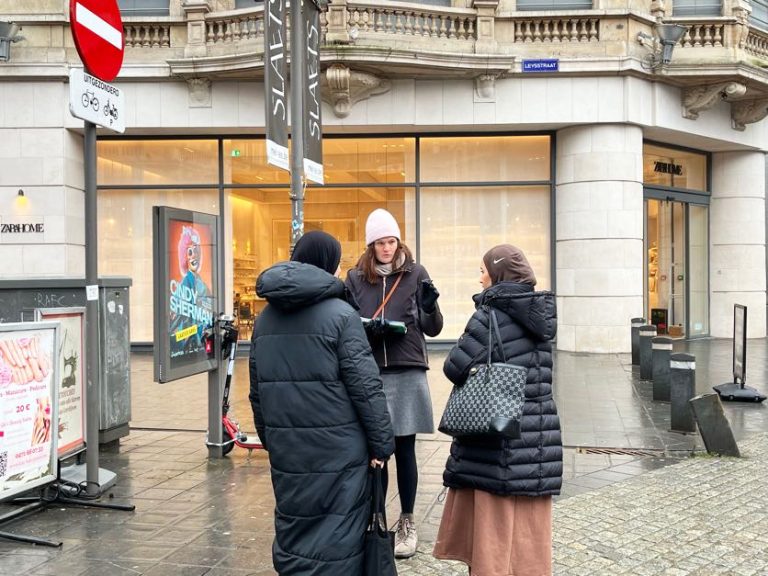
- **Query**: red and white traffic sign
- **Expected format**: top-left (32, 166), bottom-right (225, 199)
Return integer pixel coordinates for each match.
top-left (69, 0), bottom-right (124, 82)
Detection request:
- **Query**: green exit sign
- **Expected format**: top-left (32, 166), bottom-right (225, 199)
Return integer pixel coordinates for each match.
top-left (231, 149), bottom-right (241, 157)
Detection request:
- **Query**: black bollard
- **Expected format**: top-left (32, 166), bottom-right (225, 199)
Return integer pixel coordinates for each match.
top-left (631, 317), bottom-right (645, 366)
top-left (670, 353), bottom-right (696, 433)
top-left (651, 336), bottom-right (673, 401)
top-left (689, 393), bottom-right (740, 457)
top-left (639, 325), bottom-right (657, 381)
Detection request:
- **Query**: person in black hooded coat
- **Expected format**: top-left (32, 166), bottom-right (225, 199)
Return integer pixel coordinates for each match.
top-left (249, 231), bottom-right (395, 576)
top-left (433, 244), bottom-right (562, 576)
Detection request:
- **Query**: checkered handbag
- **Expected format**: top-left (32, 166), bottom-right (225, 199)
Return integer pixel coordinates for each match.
top-left (439, 309), bottom-right (526, 439)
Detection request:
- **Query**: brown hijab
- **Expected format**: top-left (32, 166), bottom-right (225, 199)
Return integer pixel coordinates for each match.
top-left (482, 244), bottom-right (537, 287)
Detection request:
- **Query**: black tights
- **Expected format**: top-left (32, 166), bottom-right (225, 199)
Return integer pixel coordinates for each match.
top-left (382, 435), bottom-right (418, 515)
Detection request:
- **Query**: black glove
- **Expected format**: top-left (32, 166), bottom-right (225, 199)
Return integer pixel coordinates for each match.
top-left (420, 279), bottom-right (440, 313)
top-left (364, 317), bottom-right (387, 338)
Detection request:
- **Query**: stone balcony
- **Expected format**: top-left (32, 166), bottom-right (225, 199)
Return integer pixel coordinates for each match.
top-left (2, 0), bottom-right (767, 126)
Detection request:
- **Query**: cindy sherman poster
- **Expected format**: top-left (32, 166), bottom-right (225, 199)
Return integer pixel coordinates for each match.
top-left (153, 207), bottom-right (219, 383)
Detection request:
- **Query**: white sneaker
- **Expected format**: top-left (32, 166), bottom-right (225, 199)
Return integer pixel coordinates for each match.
top-left (394, 514), bottom-right (418, 559)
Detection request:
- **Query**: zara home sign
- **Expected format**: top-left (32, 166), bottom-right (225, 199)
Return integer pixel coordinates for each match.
top-left (1, 218), bottom-right (45, 236)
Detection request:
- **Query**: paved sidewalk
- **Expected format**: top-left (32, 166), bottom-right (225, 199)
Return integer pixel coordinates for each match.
top-left (1, 343), bottom-right (767, 575)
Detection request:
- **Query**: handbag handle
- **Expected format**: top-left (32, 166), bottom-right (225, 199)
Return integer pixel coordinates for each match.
top-left (371, 273), bottom-right (404, 321)
top-left (369, 467), bottom-right (388, 534)
top-left (487, 309), bottom-right (507, 364)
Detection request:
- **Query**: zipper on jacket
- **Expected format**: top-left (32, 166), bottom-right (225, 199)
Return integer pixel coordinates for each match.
top-left (382, 276), bottom-right (388, 367)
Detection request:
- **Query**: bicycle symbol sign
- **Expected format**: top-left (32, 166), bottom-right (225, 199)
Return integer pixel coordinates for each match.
top-left (68, 68), bottom-right (125, 133)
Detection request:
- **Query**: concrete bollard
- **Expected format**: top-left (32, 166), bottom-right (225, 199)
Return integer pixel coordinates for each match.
top-left (631, 317), bottom-right (646, 366)
top-left (670, 353), bottom-right (696, 433)
top-left (651, 336), bottom-right (673, 401)
top-left (639, 325), bottom-right (657, 381)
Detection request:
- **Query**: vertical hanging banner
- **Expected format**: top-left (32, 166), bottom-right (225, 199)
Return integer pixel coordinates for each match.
top-left (265, 0), bottom-right (289, 171)
top-left (303, 0), bottom-right (324, 184)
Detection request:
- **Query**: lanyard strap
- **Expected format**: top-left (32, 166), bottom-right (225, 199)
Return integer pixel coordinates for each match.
top-left (372, 273), bottom-right (404, 320)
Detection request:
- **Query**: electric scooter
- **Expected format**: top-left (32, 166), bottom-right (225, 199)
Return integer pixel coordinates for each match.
top-left (208, 313), bottom-right (264, 456)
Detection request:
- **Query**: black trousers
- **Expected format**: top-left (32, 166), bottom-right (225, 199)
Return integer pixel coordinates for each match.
top-left (381, 434), bottom-right (418, 515)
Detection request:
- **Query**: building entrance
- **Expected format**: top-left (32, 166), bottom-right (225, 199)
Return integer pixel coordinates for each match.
top-left (645, 198), bottom-right (709, 338)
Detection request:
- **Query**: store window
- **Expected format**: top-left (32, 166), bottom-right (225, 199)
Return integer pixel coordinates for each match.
top-left (643, 144), bottom-right (707, 191)
top-left (99, 134), bottom-right (552, 343)
top-left (98, 189), bottom-right (219, 342)
top-left (98, 140), bottom-right (219, 186)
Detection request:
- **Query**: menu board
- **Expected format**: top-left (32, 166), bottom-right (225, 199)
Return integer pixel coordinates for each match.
top-left (153, 206), bottom-right (219, 383)
top-left (36, 309), bottom-right (85, 459)
top-left (0, 322), bottom-right (59, 502)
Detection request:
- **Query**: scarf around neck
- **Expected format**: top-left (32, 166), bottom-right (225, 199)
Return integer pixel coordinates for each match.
top-left (375, 252), bottom-right (406, 277)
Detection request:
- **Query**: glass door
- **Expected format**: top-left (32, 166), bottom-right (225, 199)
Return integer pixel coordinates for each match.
top-left (646, 198), bottom-right (709, 338)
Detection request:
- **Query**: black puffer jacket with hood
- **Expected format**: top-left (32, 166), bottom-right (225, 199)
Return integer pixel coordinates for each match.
top-left (442, 281), bottom-right (562, 497)
top-left (249, 261), bottom-right (394, 576)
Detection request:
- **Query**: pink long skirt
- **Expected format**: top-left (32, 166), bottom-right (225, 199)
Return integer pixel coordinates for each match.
top-left (433, 488), bottom-right (552, 576)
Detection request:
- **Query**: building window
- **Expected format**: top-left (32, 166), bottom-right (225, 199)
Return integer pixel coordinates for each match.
top-left (235, 0), bottom-right (263, 8)
top-left (516, 0), bottom-right (593, 10)
top-left (98, 135), bottom-right (552, 343)
top-left (750, 0), bottom-right (768, 30)
top-left (672, 0), bottom-right (722, 16)
top-left (117, 0), bottom-right (170, 16)
top-left (643, 144), bottom-right (708, 192)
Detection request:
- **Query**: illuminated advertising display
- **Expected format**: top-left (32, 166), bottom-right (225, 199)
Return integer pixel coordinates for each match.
top-left (153, 207), bottom-right (219, 383)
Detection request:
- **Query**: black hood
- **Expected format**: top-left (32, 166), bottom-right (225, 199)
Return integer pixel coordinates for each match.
top-left (474, 281), bottom-right (557, 341)
top-left (257, 261), bottom-right (346, 311)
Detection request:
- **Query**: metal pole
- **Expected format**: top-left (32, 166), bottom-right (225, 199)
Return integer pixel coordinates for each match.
top-left (84, 120), bottom-right (101, 496)
top-left (289, 0), bottom-right (305, 253)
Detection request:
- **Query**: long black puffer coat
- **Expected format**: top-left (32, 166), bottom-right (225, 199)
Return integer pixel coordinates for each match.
top-left (249, 261), bottom-right (395, 575)
top-left (442, 281), bottom-right (562, 497)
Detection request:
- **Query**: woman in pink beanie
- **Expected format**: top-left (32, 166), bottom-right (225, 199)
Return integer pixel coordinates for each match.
top-left (345, 208), bottom-right (444, 559)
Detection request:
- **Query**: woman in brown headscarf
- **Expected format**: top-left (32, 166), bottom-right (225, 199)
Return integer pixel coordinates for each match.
top-left (433, 244), bottom-right (562, 576)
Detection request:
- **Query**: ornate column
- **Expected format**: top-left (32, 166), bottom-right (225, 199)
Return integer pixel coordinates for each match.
top-left (325, 0), bottom-right (350, 44)
top-left (183, 0), bottom-right (212, 58)
top-left (555, 125), bottom-right (645, 352)
top-left (473, 0), bottom-right (499, 54)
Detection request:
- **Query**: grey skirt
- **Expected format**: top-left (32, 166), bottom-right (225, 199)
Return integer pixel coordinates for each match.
top-left (381, 369), bottom-right (434, 436)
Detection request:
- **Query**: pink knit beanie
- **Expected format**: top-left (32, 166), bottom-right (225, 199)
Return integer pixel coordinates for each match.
top-left (365, 209), bottom-right (401, 246)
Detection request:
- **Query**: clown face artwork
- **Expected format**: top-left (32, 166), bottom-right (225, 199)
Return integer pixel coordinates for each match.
top-left (168, 224), bottom-right (214, 359)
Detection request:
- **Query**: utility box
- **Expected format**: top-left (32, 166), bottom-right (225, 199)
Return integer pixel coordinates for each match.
top-left (0, 277), bottom-right (132, 446)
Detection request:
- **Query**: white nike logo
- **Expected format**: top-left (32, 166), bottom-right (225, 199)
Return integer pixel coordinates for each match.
top-left (493, 257), bottom-right (505, 264)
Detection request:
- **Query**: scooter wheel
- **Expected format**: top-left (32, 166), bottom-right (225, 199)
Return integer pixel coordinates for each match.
top-left (222, 426), bottom-right (235, 456)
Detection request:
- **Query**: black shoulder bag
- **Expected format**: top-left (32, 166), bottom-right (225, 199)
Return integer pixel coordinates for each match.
top-left (438, 309), bottom-right (527, 439)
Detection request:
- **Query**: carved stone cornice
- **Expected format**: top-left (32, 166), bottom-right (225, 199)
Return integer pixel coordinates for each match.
top-left (731, 98), bottom-right (768, 131)
top-left (321, 63), bottom-right (391, 118)
top-left (681, 82), bottom-right (747, 120)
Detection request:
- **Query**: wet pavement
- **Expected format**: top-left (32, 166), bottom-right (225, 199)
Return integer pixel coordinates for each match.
top-left (0, 339), bottom-right (767, 575)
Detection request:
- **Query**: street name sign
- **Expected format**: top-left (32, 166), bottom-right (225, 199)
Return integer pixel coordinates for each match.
top-left (69, 0), bottom-right (124, 82)
top-left (69, 68), bottom-right (125, 133)
top-left (522, 59), bottom-right (559, 73)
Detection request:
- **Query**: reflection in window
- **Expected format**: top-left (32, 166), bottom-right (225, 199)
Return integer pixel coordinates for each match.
top-left (517, 0), bottom-right (593, 10)
top-left (98, 140), bottom-right (219, 186)
top-left (751, 0), bottom-right (768, 30)
top-left (98, 189), bottom-right (219, 342)
top-left (420, 185), bottom-right (551, 338)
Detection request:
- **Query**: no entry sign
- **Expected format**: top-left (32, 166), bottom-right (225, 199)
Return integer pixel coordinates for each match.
top-left (69, 0), bottom-right (124, 82)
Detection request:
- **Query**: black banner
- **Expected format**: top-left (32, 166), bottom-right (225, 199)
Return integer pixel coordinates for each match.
top-left (302, 0), bottom-right (323, 184)
top-left (265, 0), bottom-right (289, 171)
